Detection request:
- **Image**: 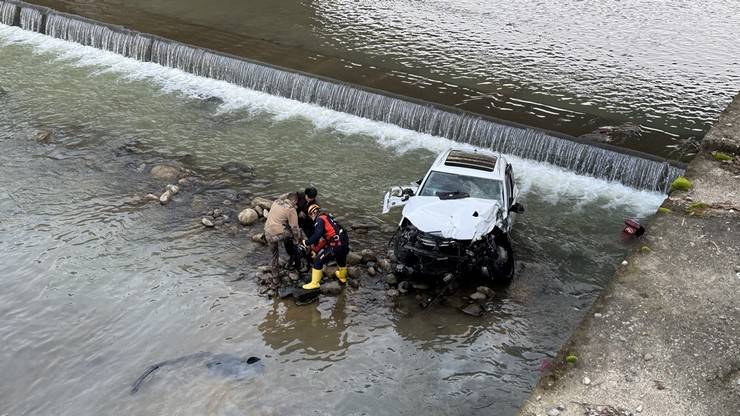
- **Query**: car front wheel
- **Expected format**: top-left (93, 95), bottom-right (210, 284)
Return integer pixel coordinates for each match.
top-left (486, 234), bottom-right (514, 284)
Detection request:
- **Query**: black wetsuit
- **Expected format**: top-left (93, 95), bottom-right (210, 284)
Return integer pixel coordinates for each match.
top-left (296, 192), bottom-right (317, 237)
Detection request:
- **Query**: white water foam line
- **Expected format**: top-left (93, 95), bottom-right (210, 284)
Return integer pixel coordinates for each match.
top-left (0, 24), bottom-right (665, 215)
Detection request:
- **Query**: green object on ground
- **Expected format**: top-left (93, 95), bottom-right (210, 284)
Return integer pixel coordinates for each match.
top-left (640, 246), bottom-right (651, 254)
top-left (712, 151), bottom-right (733, 161)
top-left (658, 207), bottom-right (672, 214)
top-left (670, 176), bottom-right (693, 192)
top-left (686, 202), bottom-right (709, 216)
top-left (565, 355), bottom-right (578, 363)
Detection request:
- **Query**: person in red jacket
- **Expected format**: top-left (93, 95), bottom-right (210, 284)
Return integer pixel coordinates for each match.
top-left (302, 204), bottom-right (350, 290)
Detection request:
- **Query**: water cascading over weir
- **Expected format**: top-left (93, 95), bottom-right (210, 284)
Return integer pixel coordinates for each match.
top-left (0, 0), bottom-right (686, 192)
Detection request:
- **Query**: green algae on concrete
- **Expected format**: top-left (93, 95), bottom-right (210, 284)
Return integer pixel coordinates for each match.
top-left (712, 151), bottom-right (733, 161)
top-left (686, 201), bottom-right (709, 216)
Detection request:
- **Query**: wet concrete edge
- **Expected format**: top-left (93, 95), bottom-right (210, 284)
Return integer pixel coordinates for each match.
top-left (517, 92), bottom-right (740, 416)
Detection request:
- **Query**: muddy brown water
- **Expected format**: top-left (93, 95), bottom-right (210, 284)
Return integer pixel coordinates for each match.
top-left (1, 25), bottom-right (666, 415)
top-left (19, 0), bottom-right (740, 161)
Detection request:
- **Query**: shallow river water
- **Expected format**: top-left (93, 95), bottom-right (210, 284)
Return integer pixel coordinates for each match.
top-left (0, 26), bottom-right (664, 415)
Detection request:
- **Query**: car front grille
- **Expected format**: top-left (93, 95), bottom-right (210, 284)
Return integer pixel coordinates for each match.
top-left (414, 232), bottom-right (460, 253)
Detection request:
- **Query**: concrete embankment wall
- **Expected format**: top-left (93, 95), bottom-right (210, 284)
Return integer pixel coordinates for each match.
top-left (517, 94), bottom-right (740, 416)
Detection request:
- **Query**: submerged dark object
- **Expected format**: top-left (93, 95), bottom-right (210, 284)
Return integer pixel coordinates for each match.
top-left (277, 286), bottom-right (320, 306)
top-left (622, 218), bottom-right (645, 237)
top-left (460, 303), bottom-right (484, 317)
top-left (221, 161), bottom-right (254, 177)
top-left (419, 273), bottom-right (457, 309)
top-left (130, 352), bottom-right (263, 394)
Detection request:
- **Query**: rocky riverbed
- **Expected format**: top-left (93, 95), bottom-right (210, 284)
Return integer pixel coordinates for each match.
top-left (59, 129), bottom-right (505, 315)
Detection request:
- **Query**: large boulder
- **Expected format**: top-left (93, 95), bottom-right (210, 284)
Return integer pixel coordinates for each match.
top-left (150, 165), bottom-right (181, 180)
top-left (347, 252), bottom-right (363, 266)
top-left (476, 286), bottom-right (495, 298)
top-left (238, 208), bottom-right (259, 226)
top-left (252, 197), bottom-right (273, 211)
top-left (221, 161), bottom-right (254, 177)
top-left (165, 184), bottom-right (180, 195)
top-left (320, 281), bottom-right (342, 296)
top-left (469, 292), bottom-right (487, 301)
top-left (251, 233), bottom-right (266, 244)
top-left (361, 249), bottom-right (377, 263)
top-left (348, 267), bottom-right (362, 279)
top-left (159, 190), bottom-right (173, 205)
top-left (384, 274), bottom-right (398, 286)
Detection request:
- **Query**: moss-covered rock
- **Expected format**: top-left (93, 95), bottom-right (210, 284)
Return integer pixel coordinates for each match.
top-left (670, 176), bottom-right (693, 192)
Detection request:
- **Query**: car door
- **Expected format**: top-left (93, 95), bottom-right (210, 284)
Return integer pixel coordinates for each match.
top-left (503, 163), bottom-right (520, 231)
top-left (382, 184), bottom-right (419, 214)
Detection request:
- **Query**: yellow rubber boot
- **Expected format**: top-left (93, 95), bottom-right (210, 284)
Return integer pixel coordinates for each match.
top-left (302, 268), bottom-right (323, 290)
top-left (334, 267), bottom-right (348, 284)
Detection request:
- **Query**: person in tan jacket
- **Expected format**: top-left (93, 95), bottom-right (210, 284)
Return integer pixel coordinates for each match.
top-left (264, 193), bottom-right (301, 282)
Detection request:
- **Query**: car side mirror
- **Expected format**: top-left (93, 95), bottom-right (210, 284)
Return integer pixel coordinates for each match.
top-left (509, 202), bottom-right (524, 213)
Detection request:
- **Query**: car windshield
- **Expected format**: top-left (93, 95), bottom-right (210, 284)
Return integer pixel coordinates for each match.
top-left (419, 171), bottom-right (503, 203)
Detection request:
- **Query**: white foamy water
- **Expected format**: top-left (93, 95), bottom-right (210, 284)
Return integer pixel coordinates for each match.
top-left (0, 24), bottom-right (665, 215)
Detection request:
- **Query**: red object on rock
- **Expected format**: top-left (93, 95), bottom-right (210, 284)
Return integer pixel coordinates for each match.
top-left (622, 218), bottom-right (645, 236)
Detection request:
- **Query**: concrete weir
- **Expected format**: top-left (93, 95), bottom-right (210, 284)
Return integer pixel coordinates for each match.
top-left (0, 0), bottom-right (685, 192)
top-left (518, 95), bottom-right (740, 416)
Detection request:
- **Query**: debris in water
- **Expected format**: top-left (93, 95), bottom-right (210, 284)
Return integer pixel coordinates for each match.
top-left (622, 218), bottom-right (645, 237)
top-left (33, 130), bottom-right (53, 144)
top-left (130, 352), bottom-right (263, 394)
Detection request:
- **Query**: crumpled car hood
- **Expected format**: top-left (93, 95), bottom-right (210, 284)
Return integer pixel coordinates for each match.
top-left (401, 197), bottom-right (503, 241)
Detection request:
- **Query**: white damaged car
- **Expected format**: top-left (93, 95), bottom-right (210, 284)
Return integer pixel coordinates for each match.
top-left (383, 149), bottom-right (523, 282)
